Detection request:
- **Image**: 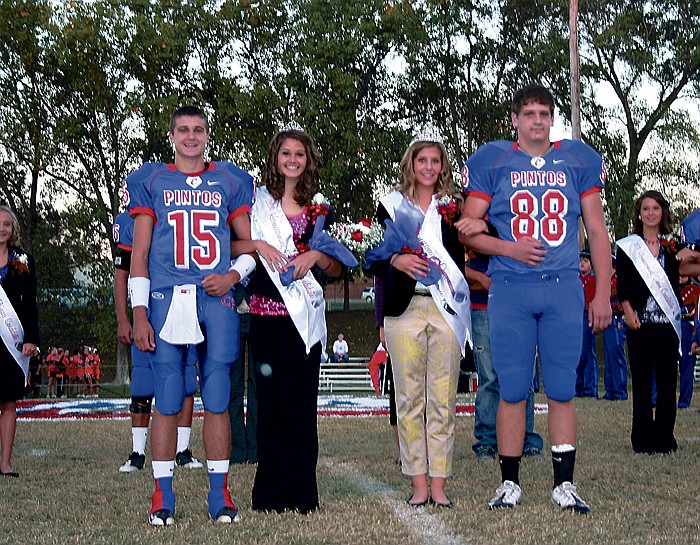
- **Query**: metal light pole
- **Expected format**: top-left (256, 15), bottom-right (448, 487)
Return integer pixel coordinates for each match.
top-left (570, 0), bottom-right (581, 140)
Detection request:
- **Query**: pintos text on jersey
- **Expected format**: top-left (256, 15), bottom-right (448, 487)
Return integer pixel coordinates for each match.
top-left (511, 170), bottom-right (567, 188)
top-left (163, 189), bottom-right (223, 208)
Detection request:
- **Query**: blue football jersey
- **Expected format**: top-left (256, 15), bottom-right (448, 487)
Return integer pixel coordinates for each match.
top-left (113, 211), bottom-right (134, 250)
top-left (681, 209), bottom-right (700, 245)
top-left (125, 161), bottom-right (254, 290)
top-left (462, 139), bottom-right (605, 275)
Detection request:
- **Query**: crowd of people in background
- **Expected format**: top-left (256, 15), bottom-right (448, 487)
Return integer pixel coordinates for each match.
top-left (24, 345), bottom-right (102, 399)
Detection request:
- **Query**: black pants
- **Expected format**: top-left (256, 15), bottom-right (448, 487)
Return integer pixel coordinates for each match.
top-left (250, 315), bottom-right (321, 513)
top-left (627, 323), bottom-right (678, 454)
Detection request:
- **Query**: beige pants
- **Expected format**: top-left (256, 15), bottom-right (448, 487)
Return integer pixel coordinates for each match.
top-left (385, 295), bottom-right (462, 477)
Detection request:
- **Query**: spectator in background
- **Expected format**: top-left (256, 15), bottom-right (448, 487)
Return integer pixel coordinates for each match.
top-left (576, 249), bottom-right (599, 398)
top-left (331, 332), bottom-right (350, 363)
top-left (228, 284), bottom-right (258, 464)
top-left (0, 204), bottom-right (40, 477)
top-left (373, 277), bottom-right (400, 464)
top-left (601, 256), bottom-right (628, 401)
top-left (91, 347), bottom-right (101, 397)
top-left (73, 348), bottom-right (85, 398)
top-left (27, 354), bottom-right (42, 399)
top-left (45, 347), bottom-right (59, 399)
top-left (63, 348), bottom-right (74, 397)
top-left (678, 275), bottom-right (699, 408)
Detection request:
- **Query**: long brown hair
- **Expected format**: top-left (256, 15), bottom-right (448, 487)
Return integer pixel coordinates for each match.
top-left (261, 129), bottom-right (322, 205)
top-left (631, 190), bottom-right (673, 236)
top-left (397, 141), bottom-right (456, 203)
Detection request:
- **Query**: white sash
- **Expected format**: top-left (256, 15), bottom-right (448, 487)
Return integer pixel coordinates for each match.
top-left (0, 284), bottom-right (30, 379)
top-left (251, 187), bottom-right (327, 354)
top-left (616, 235), bottom-right (682, 350)
top-left (382, 192), bottom-right (472, 355)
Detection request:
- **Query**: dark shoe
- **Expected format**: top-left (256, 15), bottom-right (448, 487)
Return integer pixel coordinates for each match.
top-left (148, 509), bottom-right (174, 526)
top-left (522, 447), bottom-right (543, 460)
top-left (119, 451), bottom-right (145, 473)
top-left (175, 448), bottom-right (203, 469)
top-left (429, 497), bottom-right (453, 509)
top-left (475, 446), bottom-right (497, 461)
top-left (406, 496), bottom-right (429, 507)
top-left (0, 470), bottom-right (19, 478)
top-left (213, 506), bottom-right (240, 524)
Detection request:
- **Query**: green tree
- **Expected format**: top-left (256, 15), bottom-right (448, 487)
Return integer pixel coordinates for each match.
top-left (580, 0), bottom-right (700, 238)
top-left (0, 1), bottom-right (58, 250)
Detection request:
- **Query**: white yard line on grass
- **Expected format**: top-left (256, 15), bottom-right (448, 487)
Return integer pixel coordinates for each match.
top-left (321, 457), bottom-right (471, 545)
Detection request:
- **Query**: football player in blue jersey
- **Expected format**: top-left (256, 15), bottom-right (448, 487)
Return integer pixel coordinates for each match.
top-left (113, 211), bottom-right (204, 474)
top-left (456, 84), bottom-right (611, 514)
top-left (127, 106), bottom-right (256, 526)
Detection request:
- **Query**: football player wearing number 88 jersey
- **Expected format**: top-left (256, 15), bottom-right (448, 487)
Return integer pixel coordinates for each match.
top-left (456, 84), bottom-right (611, 514)
top-left (127, 106), bottom-right (255, 526)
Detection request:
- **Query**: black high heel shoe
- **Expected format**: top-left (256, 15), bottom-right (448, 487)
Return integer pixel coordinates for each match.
top-left (406, 496), bottom-right (429, 507)
top-left (429, 496), bottom-right (453, 509)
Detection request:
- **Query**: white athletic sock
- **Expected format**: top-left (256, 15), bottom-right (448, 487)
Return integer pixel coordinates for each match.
top-left (132, 427), bottom-right (148, 455)
top-left (207, 459), bottom-right (229, 474)
top-left (176, 427), bottom-right (191, 453)
top-left (152, 460), bottom-right (175, 479)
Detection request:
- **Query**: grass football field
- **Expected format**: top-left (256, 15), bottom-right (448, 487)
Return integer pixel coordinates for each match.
top-left (1, 394), bottom-right (699, 545)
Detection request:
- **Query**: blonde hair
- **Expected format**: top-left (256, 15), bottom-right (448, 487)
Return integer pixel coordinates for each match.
top-left (0, 205), bottom-right (20, 246)
top-left (396, 141), bottom-right (457, 203)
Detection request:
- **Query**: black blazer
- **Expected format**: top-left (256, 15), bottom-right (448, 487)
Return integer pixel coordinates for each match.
top-left (368, 200), bottom-right (466, 318)
top-left (1, 246), bottom-right (40, 347)
top-left (616, 234), bottom-right (680, 313)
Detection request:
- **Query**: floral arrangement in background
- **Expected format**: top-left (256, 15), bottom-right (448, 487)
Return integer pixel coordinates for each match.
top-left (330, 218), bottom-right (384, 265)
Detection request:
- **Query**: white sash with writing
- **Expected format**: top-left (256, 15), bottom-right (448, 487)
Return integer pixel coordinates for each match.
top-left (0, 284), bottom-right (30, 379)
top-left (251, 187), bottom-right (327, 354)
top-left (381, 192), bottom-right (472, 355)
top-left (616, 235), bottom-right (681, 350)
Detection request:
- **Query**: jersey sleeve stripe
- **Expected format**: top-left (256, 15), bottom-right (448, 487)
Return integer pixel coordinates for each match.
top-left (580, 186), bottom-right (603, 199)
top-left (129, 206), bottom-right (156, 222)
top-left (117, 243), bottom-right (133, 251)
top-left (465, 190), bottom-right (492, 203)
top-left (227, 205), bottom-right (251, 226)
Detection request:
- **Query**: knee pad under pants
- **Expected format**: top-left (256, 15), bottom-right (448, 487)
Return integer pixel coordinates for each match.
top-left (130, 396), bottom-right (153, 414)
top-left (130, 343), bottom-right (154, 398)
top-left (199, 356), bottom-right (232, 414)
top-left (489, 272), bottom-right (583, 403)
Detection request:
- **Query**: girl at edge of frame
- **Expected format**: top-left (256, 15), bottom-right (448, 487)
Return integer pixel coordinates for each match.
top-left (0, 204), bottom-right (40, 477)
top-left (243, 125), bottom-right (342, 514)
top-left (368, 131), bottom-right (466, 508)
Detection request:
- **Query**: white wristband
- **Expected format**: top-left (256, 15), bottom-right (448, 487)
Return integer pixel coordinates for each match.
top-left (229, 254), bottom-right (256, 282)
top-left (128, 276), bottom-right (150, 309)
